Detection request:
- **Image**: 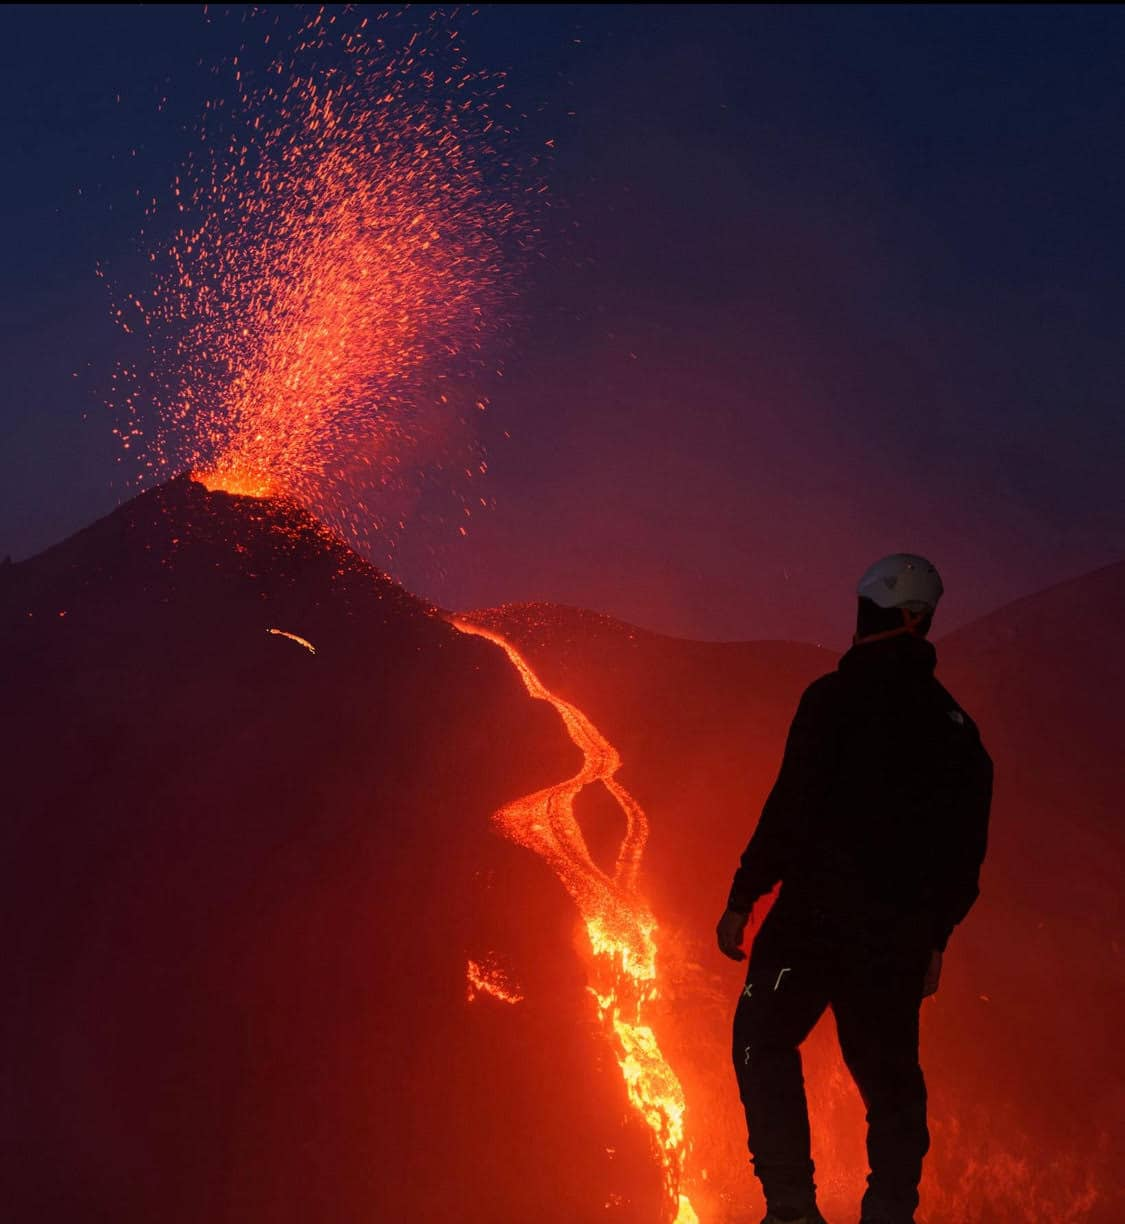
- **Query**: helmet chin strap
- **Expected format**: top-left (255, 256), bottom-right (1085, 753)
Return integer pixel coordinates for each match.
top-left (852, 607), bottom-right (928, 647)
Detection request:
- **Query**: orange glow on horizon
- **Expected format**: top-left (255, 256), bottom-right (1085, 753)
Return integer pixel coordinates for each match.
top-left (452, 617), bottom-right (698, 1224)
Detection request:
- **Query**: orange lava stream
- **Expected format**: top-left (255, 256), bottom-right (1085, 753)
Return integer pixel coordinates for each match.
top-left (453, 618), bottom-right (698, 1224)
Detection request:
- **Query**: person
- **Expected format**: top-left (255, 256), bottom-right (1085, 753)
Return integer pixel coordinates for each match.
top-left (716, 554), bottom-right (993, 1224)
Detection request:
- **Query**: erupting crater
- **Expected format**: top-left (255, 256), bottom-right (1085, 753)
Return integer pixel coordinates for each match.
top-left (192, 468), bottom-right (277, 500)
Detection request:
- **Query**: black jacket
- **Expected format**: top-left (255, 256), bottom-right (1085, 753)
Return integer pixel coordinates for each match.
top-left (727, 633), bottom-right (993, 954)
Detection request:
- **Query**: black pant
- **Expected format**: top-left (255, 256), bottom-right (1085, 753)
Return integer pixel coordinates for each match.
top-left (732, 900), bottom-right (931, 1222)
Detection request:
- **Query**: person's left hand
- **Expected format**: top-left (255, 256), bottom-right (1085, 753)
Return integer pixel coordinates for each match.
top-left (922, 949), bottom-right (943, 997)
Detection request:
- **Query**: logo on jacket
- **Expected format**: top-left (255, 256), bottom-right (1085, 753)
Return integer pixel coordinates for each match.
top-left (947, 709), bottom-right (965, 725)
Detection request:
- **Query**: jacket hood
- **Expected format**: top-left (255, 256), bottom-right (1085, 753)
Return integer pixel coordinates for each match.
top-left (838, 632), bottom-right (938, 679)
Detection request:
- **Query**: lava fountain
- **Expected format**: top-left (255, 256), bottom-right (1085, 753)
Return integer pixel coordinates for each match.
top-left (453, 618), bottom-right (698, 1224)
top-left (110, 7), bottom-right (532, 556)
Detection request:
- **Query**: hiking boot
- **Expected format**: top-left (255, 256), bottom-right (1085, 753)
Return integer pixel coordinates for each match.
top-left (760, 1206), bottom-right (829, 1224)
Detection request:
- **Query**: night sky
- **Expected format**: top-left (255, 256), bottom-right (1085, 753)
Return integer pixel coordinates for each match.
top-left (3, 5), bottom-right (1123, 645)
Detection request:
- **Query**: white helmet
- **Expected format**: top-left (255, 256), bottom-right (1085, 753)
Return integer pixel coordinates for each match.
top-left (856, 553), bottom-right (943, 612)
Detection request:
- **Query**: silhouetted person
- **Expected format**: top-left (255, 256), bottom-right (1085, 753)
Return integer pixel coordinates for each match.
top-left (716, 554), bottom-right (993, 1224)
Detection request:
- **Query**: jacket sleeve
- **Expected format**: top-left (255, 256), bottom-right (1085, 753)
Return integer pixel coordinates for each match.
top-left (931, 723), bottom-right (994, 952)
top-left (726, 677), bottom-right (837, 914)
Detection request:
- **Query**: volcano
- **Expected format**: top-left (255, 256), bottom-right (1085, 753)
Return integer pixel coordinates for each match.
top-left (3, 481), bottom-right (1120, 1222)
top-left (0, 476), bottom-right (669, 1223)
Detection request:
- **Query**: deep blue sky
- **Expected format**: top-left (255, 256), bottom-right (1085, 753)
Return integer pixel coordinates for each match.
top-left (2, 5), bottom-right (1123, 644)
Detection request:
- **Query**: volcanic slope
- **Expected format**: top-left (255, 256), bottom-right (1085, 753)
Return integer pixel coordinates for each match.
top-left (475, 583), bottom-right (1123, 1224)
top-left (0, 476), bottom-right (672, 1224)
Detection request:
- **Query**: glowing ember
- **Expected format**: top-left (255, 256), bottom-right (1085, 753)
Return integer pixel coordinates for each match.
top-left (466, 957), bottom-right (524, 1005)
top-left (267, 628), bottom-right (317, 655)
top-left (452, 618), bottom-right (698, 1224)
top-left (113, 8), bottom-right (531, 555)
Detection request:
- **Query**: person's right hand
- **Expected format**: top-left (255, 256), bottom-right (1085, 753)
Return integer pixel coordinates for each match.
top-left (716, 907), bottom-right (750, 961)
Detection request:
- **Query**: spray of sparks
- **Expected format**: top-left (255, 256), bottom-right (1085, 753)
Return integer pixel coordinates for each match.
top-left (110, 7), bottom-right (534, 556)
top-left (453, 619), bottom-right (698, 1224)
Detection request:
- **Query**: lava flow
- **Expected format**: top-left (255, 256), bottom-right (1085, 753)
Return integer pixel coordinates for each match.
top-left (453, 618), bottom-right (698, 1224)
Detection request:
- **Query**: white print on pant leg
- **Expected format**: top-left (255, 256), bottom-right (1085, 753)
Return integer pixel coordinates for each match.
top-left (773, 967), bottom-right (791, 992)
top-left (743, 982), bottom-right (754, 1000)
top-left (744, 1045), bottom-right (752, 1065)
